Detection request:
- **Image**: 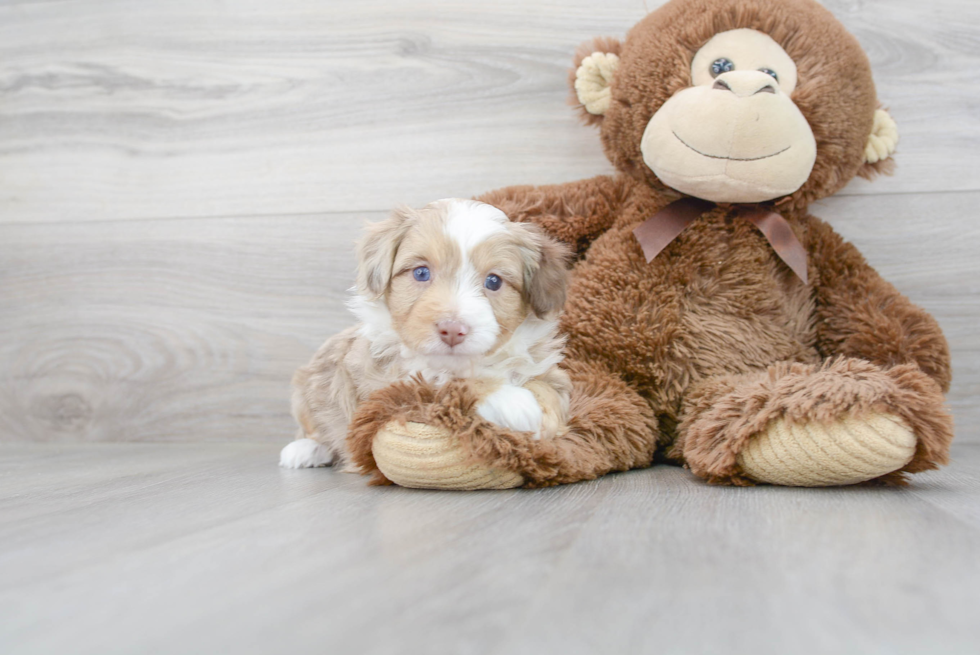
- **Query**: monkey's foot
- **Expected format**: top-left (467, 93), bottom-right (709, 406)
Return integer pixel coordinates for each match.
top-left (373, 421), bottom-right (524, 490)
top-left (737, 413), bottom-right (916, 487)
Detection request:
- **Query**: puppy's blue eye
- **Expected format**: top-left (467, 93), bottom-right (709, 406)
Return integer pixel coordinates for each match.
top-left (484, 274), bottom-right (502, 291)
top-left (759, 68), bottom-right (779, 81)
top-left (413, 266), bottom-right (430, 282)
top-left (711, 58), bottom-right (735, 77)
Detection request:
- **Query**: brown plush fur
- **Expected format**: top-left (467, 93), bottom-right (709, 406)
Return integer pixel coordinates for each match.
top-left (595, 0), bottom-right (878, 214)
top-left (477, 175), bottom-right (953, 485)
top-left (348, 359), bottom-right (658, 487)
top-left (347, 0), bottom-right (954, 486)
top-left (672, 358), bottom-right (953, 485)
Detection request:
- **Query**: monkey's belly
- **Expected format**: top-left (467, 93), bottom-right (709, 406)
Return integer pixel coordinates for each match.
top-left (560, 234), bottom-right (819, 410)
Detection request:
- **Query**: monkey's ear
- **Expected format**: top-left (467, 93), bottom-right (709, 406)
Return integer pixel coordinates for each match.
top-left (355, 207), bottom-right (414, 299)
top-left (859, 108), bottom-right (899, 179)
top-left (569, 37), bottom-right (623, 126)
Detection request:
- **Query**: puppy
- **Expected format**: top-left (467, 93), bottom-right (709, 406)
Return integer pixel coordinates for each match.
top-left (280, 198), bottom-right (572, 469)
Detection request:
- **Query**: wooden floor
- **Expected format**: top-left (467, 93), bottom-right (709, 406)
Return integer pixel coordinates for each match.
top-left (2, 441), bottom-right (979, 654)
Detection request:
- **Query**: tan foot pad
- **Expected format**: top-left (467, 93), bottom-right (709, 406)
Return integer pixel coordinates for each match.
top-left (373, 421), bottom-right (524, 490)
top-left (737, 413), bottom-right (916, 487)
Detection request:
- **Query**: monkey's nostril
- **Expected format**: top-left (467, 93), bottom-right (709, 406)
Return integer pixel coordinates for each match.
top-left (755, 84), bottom-right (777, 95)
top-left (713, 79), bottom-right (732, 92)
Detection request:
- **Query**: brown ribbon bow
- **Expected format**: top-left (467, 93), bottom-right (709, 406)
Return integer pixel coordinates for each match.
top-left (632, 198), bottom-right (808, 284)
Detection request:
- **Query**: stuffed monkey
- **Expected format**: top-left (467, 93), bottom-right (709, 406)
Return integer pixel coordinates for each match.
top-left (348, 0), bottom-right (953, 488)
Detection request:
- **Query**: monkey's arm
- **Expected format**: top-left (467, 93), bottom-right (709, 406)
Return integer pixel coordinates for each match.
top-left (477, 175), bottom-right (632, 255)
top-left (807, 217), bottom-right (951, 392)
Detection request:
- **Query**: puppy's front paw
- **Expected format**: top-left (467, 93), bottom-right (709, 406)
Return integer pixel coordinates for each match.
top-left (477, 385), bottom-right (544, 439)
top-left (279, 438), bottom-right (334, 469)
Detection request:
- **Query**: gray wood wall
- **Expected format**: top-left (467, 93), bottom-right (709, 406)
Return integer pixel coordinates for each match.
top-left (2, 0), bottom-right (977, 444)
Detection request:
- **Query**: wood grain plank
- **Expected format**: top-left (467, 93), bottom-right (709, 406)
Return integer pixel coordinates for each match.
top-left (0, 212), bottom-right (372, 443)
top-left (491, 455), bottom-right (980, 655)
top-left (1, 442), bottom-right (978, 654)
top-left (0, 443), bottom-right (359, 587)
top-left (1, 0), bottom-right (979, 224)
top-left (907, 443), bottom-right (980, 531)
top-left (0, 442), bottom-right (613, 655)
top-left (1, 192), bottom-right (977, 444)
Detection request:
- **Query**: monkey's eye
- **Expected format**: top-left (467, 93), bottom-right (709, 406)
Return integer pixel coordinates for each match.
top-left (759, 68), bottom-right (779, 81)
top-left (413, 266), bottom-right (431, 282)
top-left (484, 274), bottom-right (502, 291)
top-left (710, 58), bottom-right (735, 77)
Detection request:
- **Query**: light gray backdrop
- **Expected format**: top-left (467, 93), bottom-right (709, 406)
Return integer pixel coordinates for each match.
top-left (1, 0), bottom-right (977, 444)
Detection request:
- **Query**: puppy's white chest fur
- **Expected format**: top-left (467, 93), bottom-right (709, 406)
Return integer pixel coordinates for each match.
top-left (476, 384), bottom-right (544, 439)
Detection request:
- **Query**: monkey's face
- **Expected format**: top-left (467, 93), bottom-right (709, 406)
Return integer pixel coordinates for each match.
top-left (640, 29), bottom-right (817, 204)
top-left (571, 0), bottom-right (897, 209)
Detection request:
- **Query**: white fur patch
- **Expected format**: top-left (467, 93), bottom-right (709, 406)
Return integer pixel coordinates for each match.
top-left (477, 384), bottom-right (544, 439)
top-left (445, 269), bottom-right (500, 356)
top-left (347, 292), bottom-right (402, 360)
top-left (442, 199), bottom-right (508, 253)
top-left (437, 199), bottom-right (507, 357)
top-left (279, 438), bottom-right (334, 469)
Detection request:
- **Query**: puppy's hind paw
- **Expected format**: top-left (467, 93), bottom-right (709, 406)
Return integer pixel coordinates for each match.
top-left (279, 438), bottom-right (334, 469)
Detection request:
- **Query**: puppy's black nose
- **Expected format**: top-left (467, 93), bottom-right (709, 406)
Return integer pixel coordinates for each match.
top-left (437, 320), bottom-right (469, 348)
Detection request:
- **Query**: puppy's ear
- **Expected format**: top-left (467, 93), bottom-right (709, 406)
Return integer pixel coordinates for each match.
top-left (356, 206), bottom-right (415, 298)
top-left (513, 223), bottom-right (572, 318)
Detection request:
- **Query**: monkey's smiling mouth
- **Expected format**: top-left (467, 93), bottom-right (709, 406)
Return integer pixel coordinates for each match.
top-left (673, 131), bottom-right (791, 162)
